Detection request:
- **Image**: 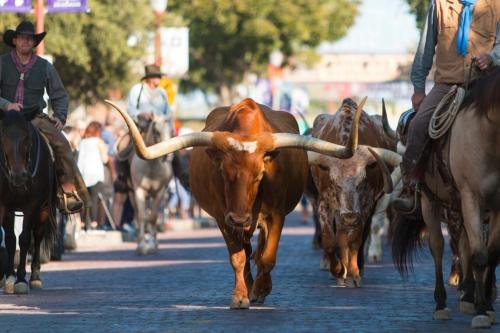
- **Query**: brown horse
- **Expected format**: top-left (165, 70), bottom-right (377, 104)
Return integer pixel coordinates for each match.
top-left (0, 107), bottom-right (58, 294)
top-left (389, 68), bottom-right (500, 328)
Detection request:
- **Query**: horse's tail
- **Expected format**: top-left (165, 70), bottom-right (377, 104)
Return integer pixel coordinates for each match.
top-left (388, 204), bottom-right (427, 277)
top-left (40, 153), bottom-right (59, 255)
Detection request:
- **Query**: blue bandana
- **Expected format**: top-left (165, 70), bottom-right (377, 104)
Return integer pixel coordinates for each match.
top-left (457, 0), bottom-right (476, 56)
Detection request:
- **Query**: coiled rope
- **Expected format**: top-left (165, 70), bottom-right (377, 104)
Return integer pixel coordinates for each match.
top-left (428, 85), bottom-right (466, 139)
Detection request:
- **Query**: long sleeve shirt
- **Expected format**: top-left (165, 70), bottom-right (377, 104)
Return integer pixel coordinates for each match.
top-left (126, 83), bottom-right (171, 119)
top-left (411, 0), bottom-right (500, 92)
top-left (0, 55), bottom-right (69, 124)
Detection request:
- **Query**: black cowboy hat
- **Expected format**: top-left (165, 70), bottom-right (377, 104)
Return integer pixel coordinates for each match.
top-left (3, 21), bottom-right (46, 48)
top-left (141, 64), bottom-right (165, 80)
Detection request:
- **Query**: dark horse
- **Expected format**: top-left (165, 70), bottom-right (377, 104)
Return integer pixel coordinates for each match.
top-left (0, 107), bottom-right (58, 294)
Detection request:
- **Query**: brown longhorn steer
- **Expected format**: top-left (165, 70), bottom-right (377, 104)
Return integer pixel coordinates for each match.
top-left (106, 98), bottom-right (366, 309)
top-left (309, 98), bottom-right (400, 287)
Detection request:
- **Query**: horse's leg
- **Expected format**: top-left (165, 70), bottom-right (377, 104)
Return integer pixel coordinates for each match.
top-left (146, 191), bottom-right (164, 254)
top-left (14, 212), bottom-right (32, 294)
top-left (460, 189), bottom-right (491, 328)
top-left (485, 211), bottom-right (500, 324)
top-left (29, 209), bottom-right (46, 290)
top-left (3, 211), bottom-right (16, 294)
top-left (250, 212), bottom-right (284, 303)
top-left (458, 228), bottom-right (476, 315)
top-left (447, 211), bottom-right (462, 287)
top-left (420, 195), bottom-right (450, 320)
top-left (135, 188), bottom-right (147, 255)
top-left (0, 225), bottom-right (6, 288)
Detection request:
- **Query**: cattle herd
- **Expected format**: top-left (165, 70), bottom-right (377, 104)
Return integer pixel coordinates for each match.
top-left (0, 92), bottom-right (497, 329)
top-left (105, 93), bottom-right (500, 329)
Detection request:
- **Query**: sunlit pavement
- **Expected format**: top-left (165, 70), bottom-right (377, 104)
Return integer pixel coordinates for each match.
top-left (0, 212), bottom-right (496, 333)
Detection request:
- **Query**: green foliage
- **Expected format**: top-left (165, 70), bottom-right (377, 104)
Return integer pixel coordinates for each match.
top-left (0, 0), bottom-right (153, 104)
top-left (406, 0), bottom-right (430, 31)
top-left (169, 0), bottom-right (359, 97)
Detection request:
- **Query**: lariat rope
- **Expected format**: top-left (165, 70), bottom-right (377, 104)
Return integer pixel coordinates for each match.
top-left (428, 85), bottom-right (466, 139)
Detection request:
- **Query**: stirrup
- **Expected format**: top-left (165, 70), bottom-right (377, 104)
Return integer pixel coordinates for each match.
top-left (57, 190), bottom-right (83, 214)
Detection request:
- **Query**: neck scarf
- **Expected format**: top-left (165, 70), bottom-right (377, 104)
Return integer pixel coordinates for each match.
top-left (10, 50), bottom-right (37, 105)
top-left (457, 0), bottom-right (476, 56)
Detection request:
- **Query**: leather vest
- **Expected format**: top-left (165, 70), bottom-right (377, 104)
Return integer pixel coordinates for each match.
top-left (435, 0), bottom-right (500, 84)
top-left (0, 53), bottom-right (48, 109)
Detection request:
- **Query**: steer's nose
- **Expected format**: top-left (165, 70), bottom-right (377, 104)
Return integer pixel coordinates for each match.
top-left (225, 212), bottom-right (252, 228)
top-left (339, 212), bottom-right (360, 227)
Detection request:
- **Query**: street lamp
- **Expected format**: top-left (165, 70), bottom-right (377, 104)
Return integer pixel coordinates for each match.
top-left (151, 0), bottom-right (168, 67)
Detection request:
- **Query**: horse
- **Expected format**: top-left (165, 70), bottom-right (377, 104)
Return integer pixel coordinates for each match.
top-left (0, 107), bottom-right (58, 294)
top-left (129, 113), bottom-right (173, 255)
top-left (386, 68), bottom-right (500, 328)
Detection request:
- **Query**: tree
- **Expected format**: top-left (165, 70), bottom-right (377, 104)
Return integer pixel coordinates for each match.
top-left (0, 0), bottom-right (153, 105)
top-left (406, 0), bottom-right (430, 31)
top-left (169, 0), bottom-right (359, 103)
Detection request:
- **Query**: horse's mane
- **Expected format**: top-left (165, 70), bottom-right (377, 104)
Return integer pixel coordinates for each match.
top-left (462, 67), bottom-right (500, 115)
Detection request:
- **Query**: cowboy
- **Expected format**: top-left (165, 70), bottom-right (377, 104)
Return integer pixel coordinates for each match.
top-left (393, 0), bottom-right (500, 211)
top-left (0, 21), bottom-right (90, 213)
top-left (112, 65), bottom-right (173, 229)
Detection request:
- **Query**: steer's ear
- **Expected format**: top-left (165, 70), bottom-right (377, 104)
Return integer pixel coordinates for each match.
top-left (263, 150), bottom-right (280, 164)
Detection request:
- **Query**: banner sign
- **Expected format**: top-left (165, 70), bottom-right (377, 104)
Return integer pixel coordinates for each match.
top-left (47, 0), bottom-right (88, 13)
top-left (160, 27), bottom-right (189, 78)
top-left (0, 0), bottom-right (32, 13)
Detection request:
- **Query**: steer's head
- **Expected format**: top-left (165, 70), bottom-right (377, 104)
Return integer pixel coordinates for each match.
top-left (205, 132), bottom-right (277, 229)
top-left (311, 148), bottom-right (385, 231)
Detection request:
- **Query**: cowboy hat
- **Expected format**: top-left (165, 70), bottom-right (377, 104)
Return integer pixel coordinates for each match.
top-left (141, 64), bottom-right (165, 80)
top-left (3, 21), bottom-right (46, 48)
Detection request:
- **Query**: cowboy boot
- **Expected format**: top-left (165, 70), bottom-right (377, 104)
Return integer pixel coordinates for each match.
top-left (391, 163), bottom-right (417, 213)
top-left (57, 181), bottom-right (84, 214)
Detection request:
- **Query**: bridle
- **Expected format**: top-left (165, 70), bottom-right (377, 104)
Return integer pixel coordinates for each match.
top-left (0, 121), bottom-right (41, 187)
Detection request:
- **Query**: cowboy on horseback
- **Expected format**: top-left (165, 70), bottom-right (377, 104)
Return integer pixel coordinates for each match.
top-left (393, 0), bottom-right (500, 212)
top-left (0, 21), bottom-right (90, 214)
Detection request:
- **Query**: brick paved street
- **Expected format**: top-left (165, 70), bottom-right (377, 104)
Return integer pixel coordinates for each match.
top-left (0, 211), bottom-right (497, 333)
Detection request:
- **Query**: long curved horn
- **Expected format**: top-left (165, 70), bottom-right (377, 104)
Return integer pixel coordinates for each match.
top-left (364, 146), bottom-right (401, 167)
top-left (105, 100), bottom-right (214, 160)
top-left (274, 96), bottom-right (367, 159)
top-left (382, 99), bottom-right (398, 140)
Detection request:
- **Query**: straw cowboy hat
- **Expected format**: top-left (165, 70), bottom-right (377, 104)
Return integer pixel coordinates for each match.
top-left (3, 21), bottom-right (46, 48)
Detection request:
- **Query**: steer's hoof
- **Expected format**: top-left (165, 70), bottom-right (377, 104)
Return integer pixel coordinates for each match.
top-left (4, 275), bottom-right (16, 294)
top-left (249, 291), bottom-right (266, 304)
top-left (336, 278), bottom-right (346, 287)
top-left (230, 296), bottom-right (250, 309)
top-left (345, 276), bottom-right (362, 288)
top-left (471, 315), bottom-right (491, 329)
top-left (433, 308), bottom-right (451, 320)
top-left (14, 281), bottom-right (29, 294)
top-left (136, 242), bottom-right (148, 256)
top-left (459, 301), bottom-right (476, 315)
top-left (30, 279), bottom-right (42, 290)
top-left (487, 311), bottom-right (496, 325)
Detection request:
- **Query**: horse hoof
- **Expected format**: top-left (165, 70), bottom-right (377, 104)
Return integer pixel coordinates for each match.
top-left (30, 280), bottom-right (43, 290)
top-left (230, 296), bottom-right (250, 309)
top-left (459, 301), bottom-right (475, 315)
top-left (319, 257), bottom-right (329, 271)
top-left (433, 308), bottom-right (451, 320)
top-left (471, 315), bottom-right (491, 329)
top-left (487, 311), bottom-right (496, 325)
top-left (249, 291), bottom-right (266, 304)
top-left (345, 276), bottom-right (362, 288)
top-left (4, 275), bottom-right (16, 294)
top-left (14, 282), bottom-right (29, 294)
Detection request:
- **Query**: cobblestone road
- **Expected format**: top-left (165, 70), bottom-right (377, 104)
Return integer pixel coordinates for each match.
top-left (0, 211), bottom-right (497, 333)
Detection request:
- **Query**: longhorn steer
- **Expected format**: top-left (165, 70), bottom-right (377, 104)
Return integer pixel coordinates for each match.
top-left (106, 98), bottom-right (362, 309)
top-left (309, 98), bottom-right (400, 287)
